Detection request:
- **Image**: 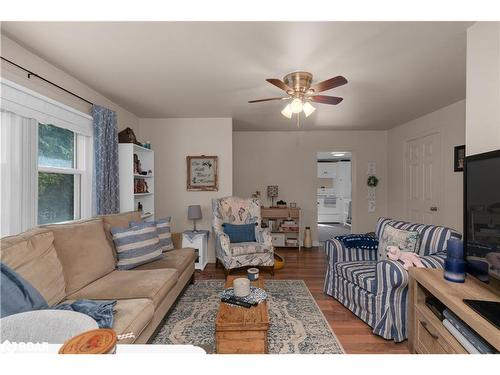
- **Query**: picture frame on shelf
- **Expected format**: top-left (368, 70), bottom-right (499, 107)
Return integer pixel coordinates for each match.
top-left (187, 155), bottom-right (218, 191)
top-left (454, 145), bottom-right (465, 172)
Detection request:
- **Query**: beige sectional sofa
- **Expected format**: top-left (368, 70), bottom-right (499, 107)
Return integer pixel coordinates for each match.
top-left (0, 211), bottom-right (196, 344)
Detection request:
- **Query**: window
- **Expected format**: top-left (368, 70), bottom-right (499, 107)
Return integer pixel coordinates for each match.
top-left (37, 123), bottom-right (88, 225)
top-left (1, 78), bottom-right (93, 235)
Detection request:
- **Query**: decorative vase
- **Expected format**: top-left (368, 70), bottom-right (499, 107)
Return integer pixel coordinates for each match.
top-left (304, 226), bottom-right (312, 248)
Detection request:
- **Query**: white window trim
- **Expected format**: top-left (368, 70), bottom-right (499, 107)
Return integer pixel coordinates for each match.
top-left (1, 78), bottom-right (93, 227)
top-left (0, 78), bottom-right (92, 136)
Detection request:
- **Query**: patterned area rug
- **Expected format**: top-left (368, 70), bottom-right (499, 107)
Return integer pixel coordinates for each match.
top-left (152, 279), bottom-right (344, 354)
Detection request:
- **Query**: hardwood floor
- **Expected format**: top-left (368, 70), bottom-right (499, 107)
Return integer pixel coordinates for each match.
top-left (196, 246), bottom-right (409, 354)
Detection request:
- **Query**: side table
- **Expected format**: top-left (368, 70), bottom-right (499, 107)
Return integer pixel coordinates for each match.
top-left (182, 230), bottom-right (209, 271)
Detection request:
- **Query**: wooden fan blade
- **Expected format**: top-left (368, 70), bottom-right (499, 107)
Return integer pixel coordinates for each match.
top-left (266, 78), bottom-right (292, 92)
top-left (309, 76), bottom-right (348, 93)
top-left (248, 97), bottom-right (287, 103)
top-left (310, 95), bottom-right (344, 105)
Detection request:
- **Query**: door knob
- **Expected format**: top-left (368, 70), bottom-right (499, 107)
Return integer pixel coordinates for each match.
top-left (430, 206), bottom-right (438, 212)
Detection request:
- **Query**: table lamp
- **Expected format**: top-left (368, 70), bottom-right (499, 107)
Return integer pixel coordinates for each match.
top-left (267, 185), bottom-right (278, 207)
top-left (187, 205), bottom-right (202, 231)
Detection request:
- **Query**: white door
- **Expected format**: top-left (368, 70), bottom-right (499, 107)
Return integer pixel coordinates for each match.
top-left (406, 132), bottom-right (442, 224)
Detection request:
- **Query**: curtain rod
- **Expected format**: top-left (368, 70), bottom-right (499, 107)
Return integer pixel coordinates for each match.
top-left (1, 56), bottom-right (94, 106)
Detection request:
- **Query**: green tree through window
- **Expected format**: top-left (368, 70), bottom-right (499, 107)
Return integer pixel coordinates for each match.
top-left (37, 124), bottom-right (77, 224)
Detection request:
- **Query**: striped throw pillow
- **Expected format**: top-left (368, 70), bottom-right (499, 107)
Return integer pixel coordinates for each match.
top-left (156, 217), bottom-right (174, 252)
top-left (129, 217), bottom-right (174, 252)
top-left (111, 222), bottom-right (163, 270)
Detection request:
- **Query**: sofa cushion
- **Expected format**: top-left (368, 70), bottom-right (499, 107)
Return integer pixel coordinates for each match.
top-left (0, 228), bottom-right (66, 306)
top-left (112, 298), bottom-right (155, 343)
top-left (335, 261), bottom-right (377, 293)
top-left (230, 242), bottom-right (266, 256)
top-left (61, 298), bottom-right (154, 344)
top-left (134, 248), bottom-right (196, 274)
top-left (66, 269), bottom-right (178, 308)
top-left (101, 211), bottom-right (142, 259)
top-left (111, 221), bottom-right (163, 270)
top-left (44, 219), bottom-right (116, 295)
top-left (1, 263), bottom-right (48, 318)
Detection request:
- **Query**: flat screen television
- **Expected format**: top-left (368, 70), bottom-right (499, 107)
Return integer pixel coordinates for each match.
top-left (464, 149), bottom-right (500, 284)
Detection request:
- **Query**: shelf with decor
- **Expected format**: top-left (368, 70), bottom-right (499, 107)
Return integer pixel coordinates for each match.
top-left (261, 207), bottom-right (302, 250)
top-left (119, 143), bottom-right (155, 221)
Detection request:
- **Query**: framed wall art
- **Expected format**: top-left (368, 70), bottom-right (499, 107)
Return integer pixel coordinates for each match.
top-left (454, 145), bottom-right (465, 172)
top-left (187, 155), bottom-right (218, 191)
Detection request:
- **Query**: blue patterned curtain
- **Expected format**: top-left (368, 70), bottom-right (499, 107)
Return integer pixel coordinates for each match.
top-left (92, 104), bottom-right (119, 215)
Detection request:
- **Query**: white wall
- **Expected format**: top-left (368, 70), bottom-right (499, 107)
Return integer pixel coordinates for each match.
top-left (139, 118), bottom-right (233, 262)
top-left (233, 131), bottom-right (388, 243)
top-left (466, 22), bottom-right (500, 156)
top-left (1, 35), bottom-right (139, 132)
top-left (388, 100), bottom-right (466, 233)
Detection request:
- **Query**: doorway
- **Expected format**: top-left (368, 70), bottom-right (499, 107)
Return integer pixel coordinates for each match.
top-left (317, 151), bottom-right (352, 244)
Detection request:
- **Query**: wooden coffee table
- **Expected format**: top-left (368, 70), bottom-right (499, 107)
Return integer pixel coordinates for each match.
top-left (215, 275), bottom-right (269, 354)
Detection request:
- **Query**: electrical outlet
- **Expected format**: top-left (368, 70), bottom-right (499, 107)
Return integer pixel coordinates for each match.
top-left (368, 200), bottom-right (376, 213)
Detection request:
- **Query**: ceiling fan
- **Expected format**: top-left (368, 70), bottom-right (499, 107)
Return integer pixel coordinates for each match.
top-left (248, 71), bottom-right (348, 125)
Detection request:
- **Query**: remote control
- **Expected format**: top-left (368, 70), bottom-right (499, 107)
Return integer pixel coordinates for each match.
top-left (230, 296), bottom-right (258, 307)
top-left (221, 297), bottom-right (252, 308)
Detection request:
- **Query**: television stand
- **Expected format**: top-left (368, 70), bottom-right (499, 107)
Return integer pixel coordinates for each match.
top-left (408, 268), bottom-right (500, 353)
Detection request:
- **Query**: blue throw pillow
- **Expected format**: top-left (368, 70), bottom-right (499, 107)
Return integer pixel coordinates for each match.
top-left (222, 223), bottom-right (257, 243)
top-left (335, 234), bottom-right (379, 250)
top-left (111, 221), bottom-right (163, 270)
top-left (0, 263), bottom-right (48, 318)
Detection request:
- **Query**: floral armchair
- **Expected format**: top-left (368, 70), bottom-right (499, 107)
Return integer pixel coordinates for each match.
top-left (212, 197), bottom-right (274, 275)
top-left (324, 217), bottom-right (461, 342)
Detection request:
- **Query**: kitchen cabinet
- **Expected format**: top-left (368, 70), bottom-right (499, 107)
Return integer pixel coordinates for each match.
top-left (317, 162), bottom-right (337, 178)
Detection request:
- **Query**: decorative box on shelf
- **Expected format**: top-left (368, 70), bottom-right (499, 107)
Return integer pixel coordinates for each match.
top-left (182, 230), bottom-right (209, 270)
top-left (261, 207), bottom-right (302, 250)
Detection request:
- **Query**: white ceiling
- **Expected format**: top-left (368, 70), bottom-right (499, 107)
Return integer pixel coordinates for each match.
top-left (1, 22), bottom-right (471, 131)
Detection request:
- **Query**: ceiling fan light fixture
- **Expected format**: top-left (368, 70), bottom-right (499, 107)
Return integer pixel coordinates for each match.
top-left (303, 102), bottom-right (316, 117)
top-left (290, 98), bottom-right (303, 114)
top-left (281, 104), bottom-right (293, 118)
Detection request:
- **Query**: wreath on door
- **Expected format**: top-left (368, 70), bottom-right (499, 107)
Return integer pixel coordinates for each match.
top-left (367, 175), bottom-right (379, 187)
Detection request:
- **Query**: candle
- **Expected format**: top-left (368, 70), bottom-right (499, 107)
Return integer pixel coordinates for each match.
top-left (444, 258), bottom-right (466, 283)
top-left (247, 268), bottom-right (259, 281)
top-left (233, 278), bottom-right (250, 297)
top-left (447, 238), bottom-right (464, 260)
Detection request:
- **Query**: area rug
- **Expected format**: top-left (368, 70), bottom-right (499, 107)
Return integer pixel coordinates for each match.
top-left (151, 279), bottom-right (344, 354)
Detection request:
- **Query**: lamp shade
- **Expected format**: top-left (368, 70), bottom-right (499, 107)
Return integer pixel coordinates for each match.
top-left (187, 205), bottom-right (202, 220)
top-left (267, 185), bottom-right (279, 198)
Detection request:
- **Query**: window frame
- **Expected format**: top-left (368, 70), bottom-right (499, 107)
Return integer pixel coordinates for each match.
top-left (1, 78), bottom-right (93, 229)
top-left (36, 125), bottom-right (93, 224)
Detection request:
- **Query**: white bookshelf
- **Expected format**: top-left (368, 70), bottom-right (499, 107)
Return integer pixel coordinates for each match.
top-left (119, 144), bottom-right (155, 221)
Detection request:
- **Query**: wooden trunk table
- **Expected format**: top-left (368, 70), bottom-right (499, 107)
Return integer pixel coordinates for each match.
top-left (215, 275), bottom-right (269, 354)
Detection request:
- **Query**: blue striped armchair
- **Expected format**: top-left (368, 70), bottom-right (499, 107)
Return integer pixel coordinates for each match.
top-left (324, 217), bottom-right (461, 342)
